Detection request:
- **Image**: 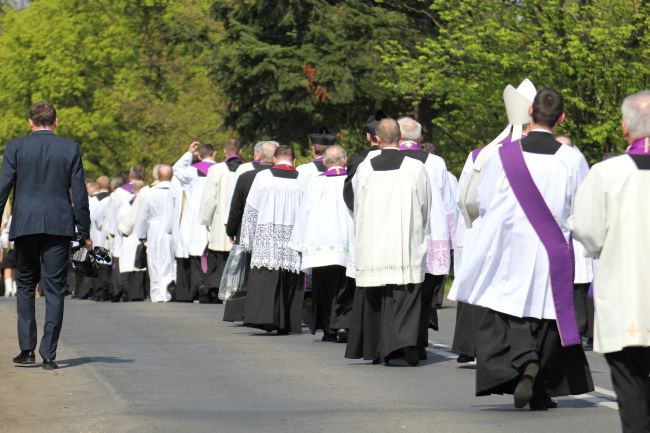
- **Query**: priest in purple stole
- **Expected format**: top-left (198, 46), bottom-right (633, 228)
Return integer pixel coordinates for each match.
top-left (451, 78), bottom-right (536, 364)
top-left (573, 90), bottom-right (650, 433)
top-left (344, 118), bottom-right (431, 366)
top-left (239, 146), bottom-right (304, 334)
top-left (450, 89), bottom-right (593, 410)
top-left (290, 144), bottom-right (354, 343)
top-left (198, 139), bottom-right (243, 304)
top-left (172, 142), bottom-right (217, 303)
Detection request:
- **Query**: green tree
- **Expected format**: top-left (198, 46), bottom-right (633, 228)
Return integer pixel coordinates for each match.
top-left (212, 0), bottom-right (420, 158)
top-left (0, 0), bottom-right (229, 178)
top-left (382, 0), bottom-right (649, 173)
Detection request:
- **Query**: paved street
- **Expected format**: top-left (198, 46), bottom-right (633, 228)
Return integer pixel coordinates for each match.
top-left (0, 298), bottom-right (620, 433)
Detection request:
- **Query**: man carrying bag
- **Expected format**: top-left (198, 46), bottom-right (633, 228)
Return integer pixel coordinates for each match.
top-left (0, 101), bottom-right (91, 370)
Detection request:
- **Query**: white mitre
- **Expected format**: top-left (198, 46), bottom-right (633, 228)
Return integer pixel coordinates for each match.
top-left (486, 78), bottom-right (537, 147)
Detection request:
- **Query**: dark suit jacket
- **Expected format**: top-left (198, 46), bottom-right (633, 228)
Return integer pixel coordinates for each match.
top-left (0, 130), bottom-right (90, 241)
top-left (226, 163), bottom-right (272, 241)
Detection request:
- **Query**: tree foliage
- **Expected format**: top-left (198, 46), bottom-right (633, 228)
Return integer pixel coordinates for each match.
top-left (0, 0), bottom-right (228, 178)
top-left (212, 0), bottom-right (422, 157)
top-left (0, 0), bottom-right (647, 176)
top-left (381, 0), bottom-right (650, 171)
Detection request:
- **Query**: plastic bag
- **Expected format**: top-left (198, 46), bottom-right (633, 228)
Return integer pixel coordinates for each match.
top-left (218, 245), bottom-right (250, 301)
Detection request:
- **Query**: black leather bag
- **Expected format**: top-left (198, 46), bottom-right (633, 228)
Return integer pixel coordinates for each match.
top-left (134, 243), bottom-right (147, 269)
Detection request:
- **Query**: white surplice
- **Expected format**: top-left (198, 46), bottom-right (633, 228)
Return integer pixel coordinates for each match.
top-left (167, 177), bottom-right (190, 259)
top-left (107, 186), bottom-right (134, 258)
top-left (117, 199), bottom-right (146, 274)
top-left (172, 152), bottom-right (214, 256)
top-left (289, 170), bottom-right (352, 270)
top-left (572, 154), bottom-right (650, 353)
top-left (135, 181), bottom-right (175, 302)
top-left (222, 161), bottom-right (256, 225)
top-left (239, 169), bottom-right (302, 273)
top-left (449, 144), bottom-right (582, 320)
top-left (353, 152), bottom-right (431, 287)
top-left (198, 162), bottom-right (237, 252)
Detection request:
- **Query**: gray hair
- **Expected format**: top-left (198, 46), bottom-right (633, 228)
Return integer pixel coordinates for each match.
top-left (397, 116), bottom-right (422, 142)
top-left (323, 144), bottom-right (347, 167)
top-left (622, 90), bottom-right (650, 139)
top-left (110, 176), bottom-right (123, 191)
top-left (152, 164), bottom-right (162, 181)
top-left (253, 141), bottom-right (266, 154)
top-left (259, 141), bottom-right (279, 162)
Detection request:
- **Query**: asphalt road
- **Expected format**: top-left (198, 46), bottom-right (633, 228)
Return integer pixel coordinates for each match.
top-left (0, 298), bottom-right (621, 433)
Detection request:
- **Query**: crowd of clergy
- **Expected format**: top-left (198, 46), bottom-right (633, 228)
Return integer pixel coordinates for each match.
top-left (21, 84), bottom-right (648, 433)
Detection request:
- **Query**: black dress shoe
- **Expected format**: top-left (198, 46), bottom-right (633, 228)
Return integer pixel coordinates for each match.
top-left (417, 346), bottom-right (427, 360)
top-left (514, 362), bottom-right (539, 408)
top-left (456, 354), bottom-right (475, 363)
top-left (13, 351), bottom-right (35, 364)
top-left (42, 359), bottom-right (58, 370)
top-left (404, 346), bottom-right (420, 366)
top-left (336, 329), bottom-right (348, 343)
top-left (529, 394), bottom-right (557, 411)
top-left (321, 333), bottom-right (338, 342)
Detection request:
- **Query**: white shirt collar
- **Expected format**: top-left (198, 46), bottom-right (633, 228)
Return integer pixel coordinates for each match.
top-left (530, 128), bottom-right (553, 134)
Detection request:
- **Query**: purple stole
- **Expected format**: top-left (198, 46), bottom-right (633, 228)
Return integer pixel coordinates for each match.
top-left (499, 140), bottom-right (580, 347)
top-left (321, 167), bottom-right (348, 176)
top-left (471, 147), bottom-right (482, 162)
top-left (399, 141), bottom-right (423, 151)
top-left (120, 183), bottom-right (134, 194)
top-left (626, 137), bottom-right (650, 155)
top-left (192, 161), bottom-right (215, 176)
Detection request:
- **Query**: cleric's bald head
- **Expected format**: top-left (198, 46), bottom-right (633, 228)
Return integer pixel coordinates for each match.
top-left (158, 164), bottom-right (173, 181)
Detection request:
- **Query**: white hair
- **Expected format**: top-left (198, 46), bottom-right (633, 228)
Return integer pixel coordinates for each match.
top-left (622, 90), bottom-right (650, 139)
top-left (260, 141), bottom-right (279, 162)
top-left (323, 144), bottom-right (347, 167)
top-left (152, 164), bottom-right (162, 181)
top-left (397, 116), bottom-right (422, 141)
top-left (254, 141), bottom-right (266, 154)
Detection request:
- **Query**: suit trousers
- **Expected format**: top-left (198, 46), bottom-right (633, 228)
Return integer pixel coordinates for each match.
top-left (14, 234), bottom-right (70, 361)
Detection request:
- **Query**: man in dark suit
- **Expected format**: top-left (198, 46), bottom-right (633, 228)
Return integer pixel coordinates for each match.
top-left (0, 101), bottom-right (92, 370)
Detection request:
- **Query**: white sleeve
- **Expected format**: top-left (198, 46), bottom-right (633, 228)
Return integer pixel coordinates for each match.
top-left (173, 152), bottom-right (196, 187)
top-left (571, 166), bottom-right (607, 258)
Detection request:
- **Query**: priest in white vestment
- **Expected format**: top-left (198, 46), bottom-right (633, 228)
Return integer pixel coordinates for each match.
top-left (239, 146), bottom-right (303, 334)
top-left (116, 180), bottom-right (148, 301)
top-left (135, 165), bottom-right (176, 303)
top-left (88, 176), bottom-right (112, 302)
top-left (572, 90), bottom-right (650, 433)
top-left (173, 141), bottom-right (217, 303)
top-left (107, 166), bottom-right (145, 302)
top-left (222, 141), bottom-right (278, 322)
top-left (397, 117), bottom-right (454, 358)
top-left (222, 141), bottom-right (265, 226)
top-left (197, 139), bottom-right (243, 303)
top-left (290, 145), bottom-right (354, 343)
top-left (344, 118), bottom-right (431, 366)
top-left (450, 79), bottom-right (537, 364)
top-left (450, 89), bottom-right (593, 410)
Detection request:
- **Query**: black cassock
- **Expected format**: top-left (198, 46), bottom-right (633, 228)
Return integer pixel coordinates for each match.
top-left (345, 283), bottom-right (423, 362)
top-left (222, 163), bottom-right (272, 322)
top-left (244, 267), bottom-right (303, 333)
top-left (475, 309), bottom-right (593, 399)
top-left (311, 265), bottom-right (354, 334)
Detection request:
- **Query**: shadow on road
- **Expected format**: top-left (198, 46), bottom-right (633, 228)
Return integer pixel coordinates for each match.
top-left (57, 356), bottom-right (135, 369)
top-left (14, 356), bottom-right (135, 369)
